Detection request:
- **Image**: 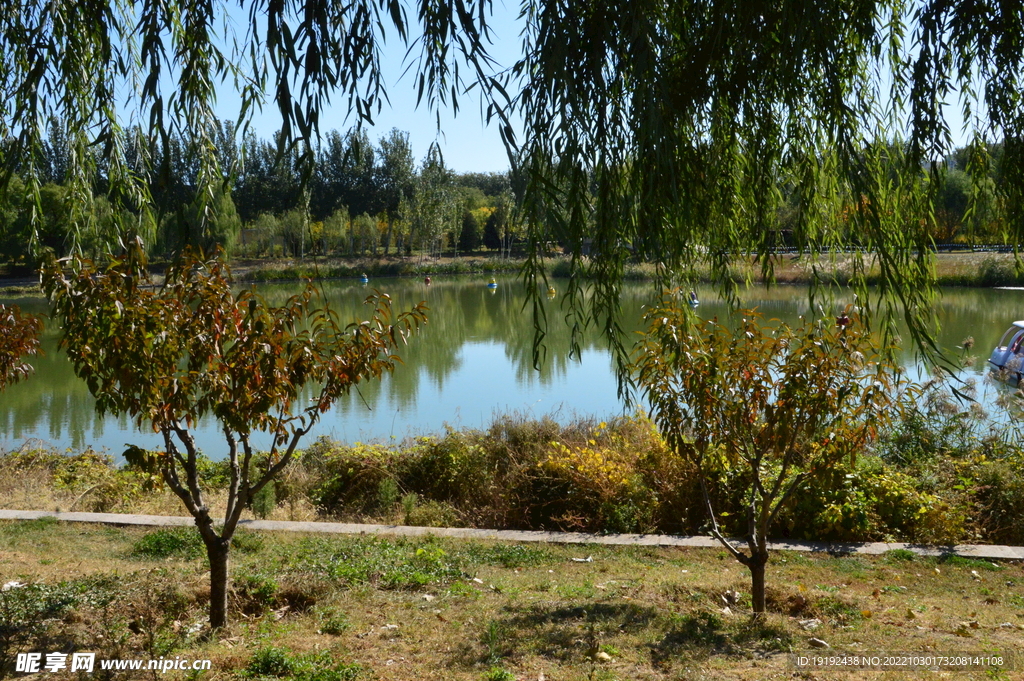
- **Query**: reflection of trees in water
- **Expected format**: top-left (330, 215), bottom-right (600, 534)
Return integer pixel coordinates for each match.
top-left (221, 278), bottom-right (661, 425)
top-left (0, 330), bottom-right (105, 449)
top-left (3, 280), bottom-right (1021, 448)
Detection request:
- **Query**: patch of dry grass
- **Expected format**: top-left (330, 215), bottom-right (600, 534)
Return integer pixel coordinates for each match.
top-left (2, 520), bottom-right (1022, 680)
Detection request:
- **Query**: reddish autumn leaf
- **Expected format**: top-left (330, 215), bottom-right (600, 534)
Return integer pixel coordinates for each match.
top-left (0, 304), bottom-right (42, 390)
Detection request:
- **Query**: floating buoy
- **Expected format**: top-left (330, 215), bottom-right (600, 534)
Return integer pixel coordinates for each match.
top-left (424, 276), bottom-right (432, 285)
top-left (487, 277), bottom-right (498, 289)
top-left (359, 273), bottom-right (369, 284)
top-left (688, 290), bottom-right (699, 307)
top-left (547, 286), bottom-right (556, 296)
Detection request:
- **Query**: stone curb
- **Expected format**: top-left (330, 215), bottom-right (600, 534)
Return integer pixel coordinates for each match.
top-left (2, 509), bottom-right (1022, 560)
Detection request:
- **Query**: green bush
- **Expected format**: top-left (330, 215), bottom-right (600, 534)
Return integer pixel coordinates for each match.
top-left (974, 460), bottom-right (1024, 545)
top-left (252, 480), bottom-right (277, 519)
top-left (234, 571), bottom-right (280, 614)
top-left (294, 537), bottom-right (463, 589)
top-left (0, 582), bottom-right (83, 663)
top-left (131, 527), bottom-right (205, 560)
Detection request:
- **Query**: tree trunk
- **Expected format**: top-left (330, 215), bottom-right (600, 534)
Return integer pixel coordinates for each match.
top-left (749, 550), bottom-right (768, 616)
top-left (206, 537), bottom-right (231, 629)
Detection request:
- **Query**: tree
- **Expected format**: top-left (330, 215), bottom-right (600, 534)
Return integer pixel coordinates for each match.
top-left (634, 299), bottom-right (904, 616)
top-left (413, 146), bottom-right (457, 258)
top-left (935, 170), bottom-right (971, 242)
top-left (41, 245), bottom-right (427, 629)
top-left (314, 129), bottom-right (381, 221)
top-left (377, 129), bottom-right (416, 255)
top-left (482, 205), bottom-right (503, 251)
top-left (0, 305), bottom-right (42, 391)
top-left (458, 210), bottom-right (480, 253)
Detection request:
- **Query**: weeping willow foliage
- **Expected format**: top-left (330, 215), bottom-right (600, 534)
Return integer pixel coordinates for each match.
top-left (0, 0), bottom-right (492, 253)
top-left (2, 0), bottom-right (1024, 382)
top-left (505, 0), bottom-right (1024, 388)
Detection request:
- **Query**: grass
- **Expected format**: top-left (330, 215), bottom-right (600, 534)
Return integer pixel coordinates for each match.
top-left (2, 519), bottom-right (1023, 680)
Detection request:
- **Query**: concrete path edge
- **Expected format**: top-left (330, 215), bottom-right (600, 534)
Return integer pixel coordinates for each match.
top-left (2, 509), bottom-right (1022, 560)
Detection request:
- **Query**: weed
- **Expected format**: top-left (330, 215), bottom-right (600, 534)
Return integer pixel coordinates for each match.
top-left (244, 647), bottom-right (361, 681)
top-left (481, 667), bottom-right (515, 681)
top-left (481, 620), bottom-right (510, 664)
top-left (131, 527), bottom-right (204, 560)
top-left (0, 582), bottom-right (83, 663)
top-left (826, 557), bottom-right (869, 575)
top-left (813, 595), bottom-right (862, 624)
top-left (231, 529), bottom-right (266, 554)
top-left (448, 582), bottom-right (483, 599)
top-left (234, 572), bottom-right (279, 614)
top-left (252, 480), bottom-right (277, 519)
top-left (462, 543), bottom-right (557, 568)
top-left (941, 555), bottom-right (1004, 571)
top-left (883, 549), bottom-right (917, 563)
top-left (650, 610), bottom-right (726, 665)
top-left (295, 537), bottom-right (463, 589)
top-left (316, 608), bottom-right (350, 635)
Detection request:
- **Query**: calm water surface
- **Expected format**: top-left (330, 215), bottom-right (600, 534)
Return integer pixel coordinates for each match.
top-left (0, 277), bottom-right (1019, 457)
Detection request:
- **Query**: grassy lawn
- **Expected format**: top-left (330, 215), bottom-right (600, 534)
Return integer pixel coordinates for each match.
top-left (2, 519), bottom-right (1022, 680)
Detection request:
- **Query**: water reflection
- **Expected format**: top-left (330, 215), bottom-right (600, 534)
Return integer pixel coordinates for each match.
top-left (0, 279), bottom-right (1020, 456)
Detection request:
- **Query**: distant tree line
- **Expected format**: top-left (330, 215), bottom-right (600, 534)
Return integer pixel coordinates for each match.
top-left (0, 120), bottom-right (519, 263)
top-left (772, 142), bottom-right (1013, 249)
top-left (2, 122), bottom-right (1012, 267)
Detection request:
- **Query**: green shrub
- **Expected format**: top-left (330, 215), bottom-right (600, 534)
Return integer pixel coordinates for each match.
top-left (376, 477), bottom-right (400, 511)
top-left (131, 527), bottom-right (205, 560)
top-left (974, 460), bottom-right (1024, 545)
top-left (294, 537), bottom-right (463, 589)
top-left (245, 647), bottom-right (361, 681)
top-left (252, 480), bottom-right (277, 519)
top-left (882, 549), bottom-right (917, 563)
top-left (234, 571), bottom-right (279, 613)
top-left (231, 529), bottom-right (266, 554)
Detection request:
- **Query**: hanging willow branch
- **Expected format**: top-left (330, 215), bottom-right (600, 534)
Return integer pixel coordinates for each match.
top-left (2, 0), bottom-right (1024, 384)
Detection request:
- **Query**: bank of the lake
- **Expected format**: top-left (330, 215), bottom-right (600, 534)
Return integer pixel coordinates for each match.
top-left (4, 251), bottom-right (1024, 294)
top-left (232, 251), bottom-right (1024, 288)
top-left (4, 405), bottom-right (1023, 548)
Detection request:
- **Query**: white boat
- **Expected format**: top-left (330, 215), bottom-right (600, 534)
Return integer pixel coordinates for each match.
top-left (988, 321), bottom-right (1024, 383)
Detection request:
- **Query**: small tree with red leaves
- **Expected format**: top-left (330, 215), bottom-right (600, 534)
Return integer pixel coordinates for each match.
top-left (42, 244), bottom-right (426, 629)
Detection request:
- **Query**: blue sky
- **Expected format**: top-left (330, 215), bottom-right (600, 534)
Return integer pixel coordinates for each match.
top-left (195, 2), bottom-right (980, 175)
top-left (207, 1), bottom-right (525, 174)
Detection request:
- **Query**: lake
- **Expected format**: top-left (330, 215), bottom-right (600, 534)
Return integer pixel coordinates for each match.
top-left (0, 277), bottom-right (1019, 457)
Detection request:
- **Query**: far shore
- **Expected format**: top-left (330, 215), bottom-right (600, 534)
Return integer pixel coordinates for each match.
top-left (3, 250), bottom-right (1024, 295)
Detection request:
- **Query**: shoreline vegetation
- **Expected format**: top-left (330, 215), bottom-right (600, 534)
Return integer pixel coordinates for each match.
top-left (5, 251), bottom-right (1024, 295)
top-left (3, 404), bottom-right (1023, 548)
top-left (217, 251), bottom-right (1024, 289)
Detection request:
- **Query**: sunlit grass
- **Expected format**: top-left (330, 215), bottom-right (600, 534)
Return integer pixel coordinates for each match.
top-left (2, 520), bottom-right (1022, 680)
